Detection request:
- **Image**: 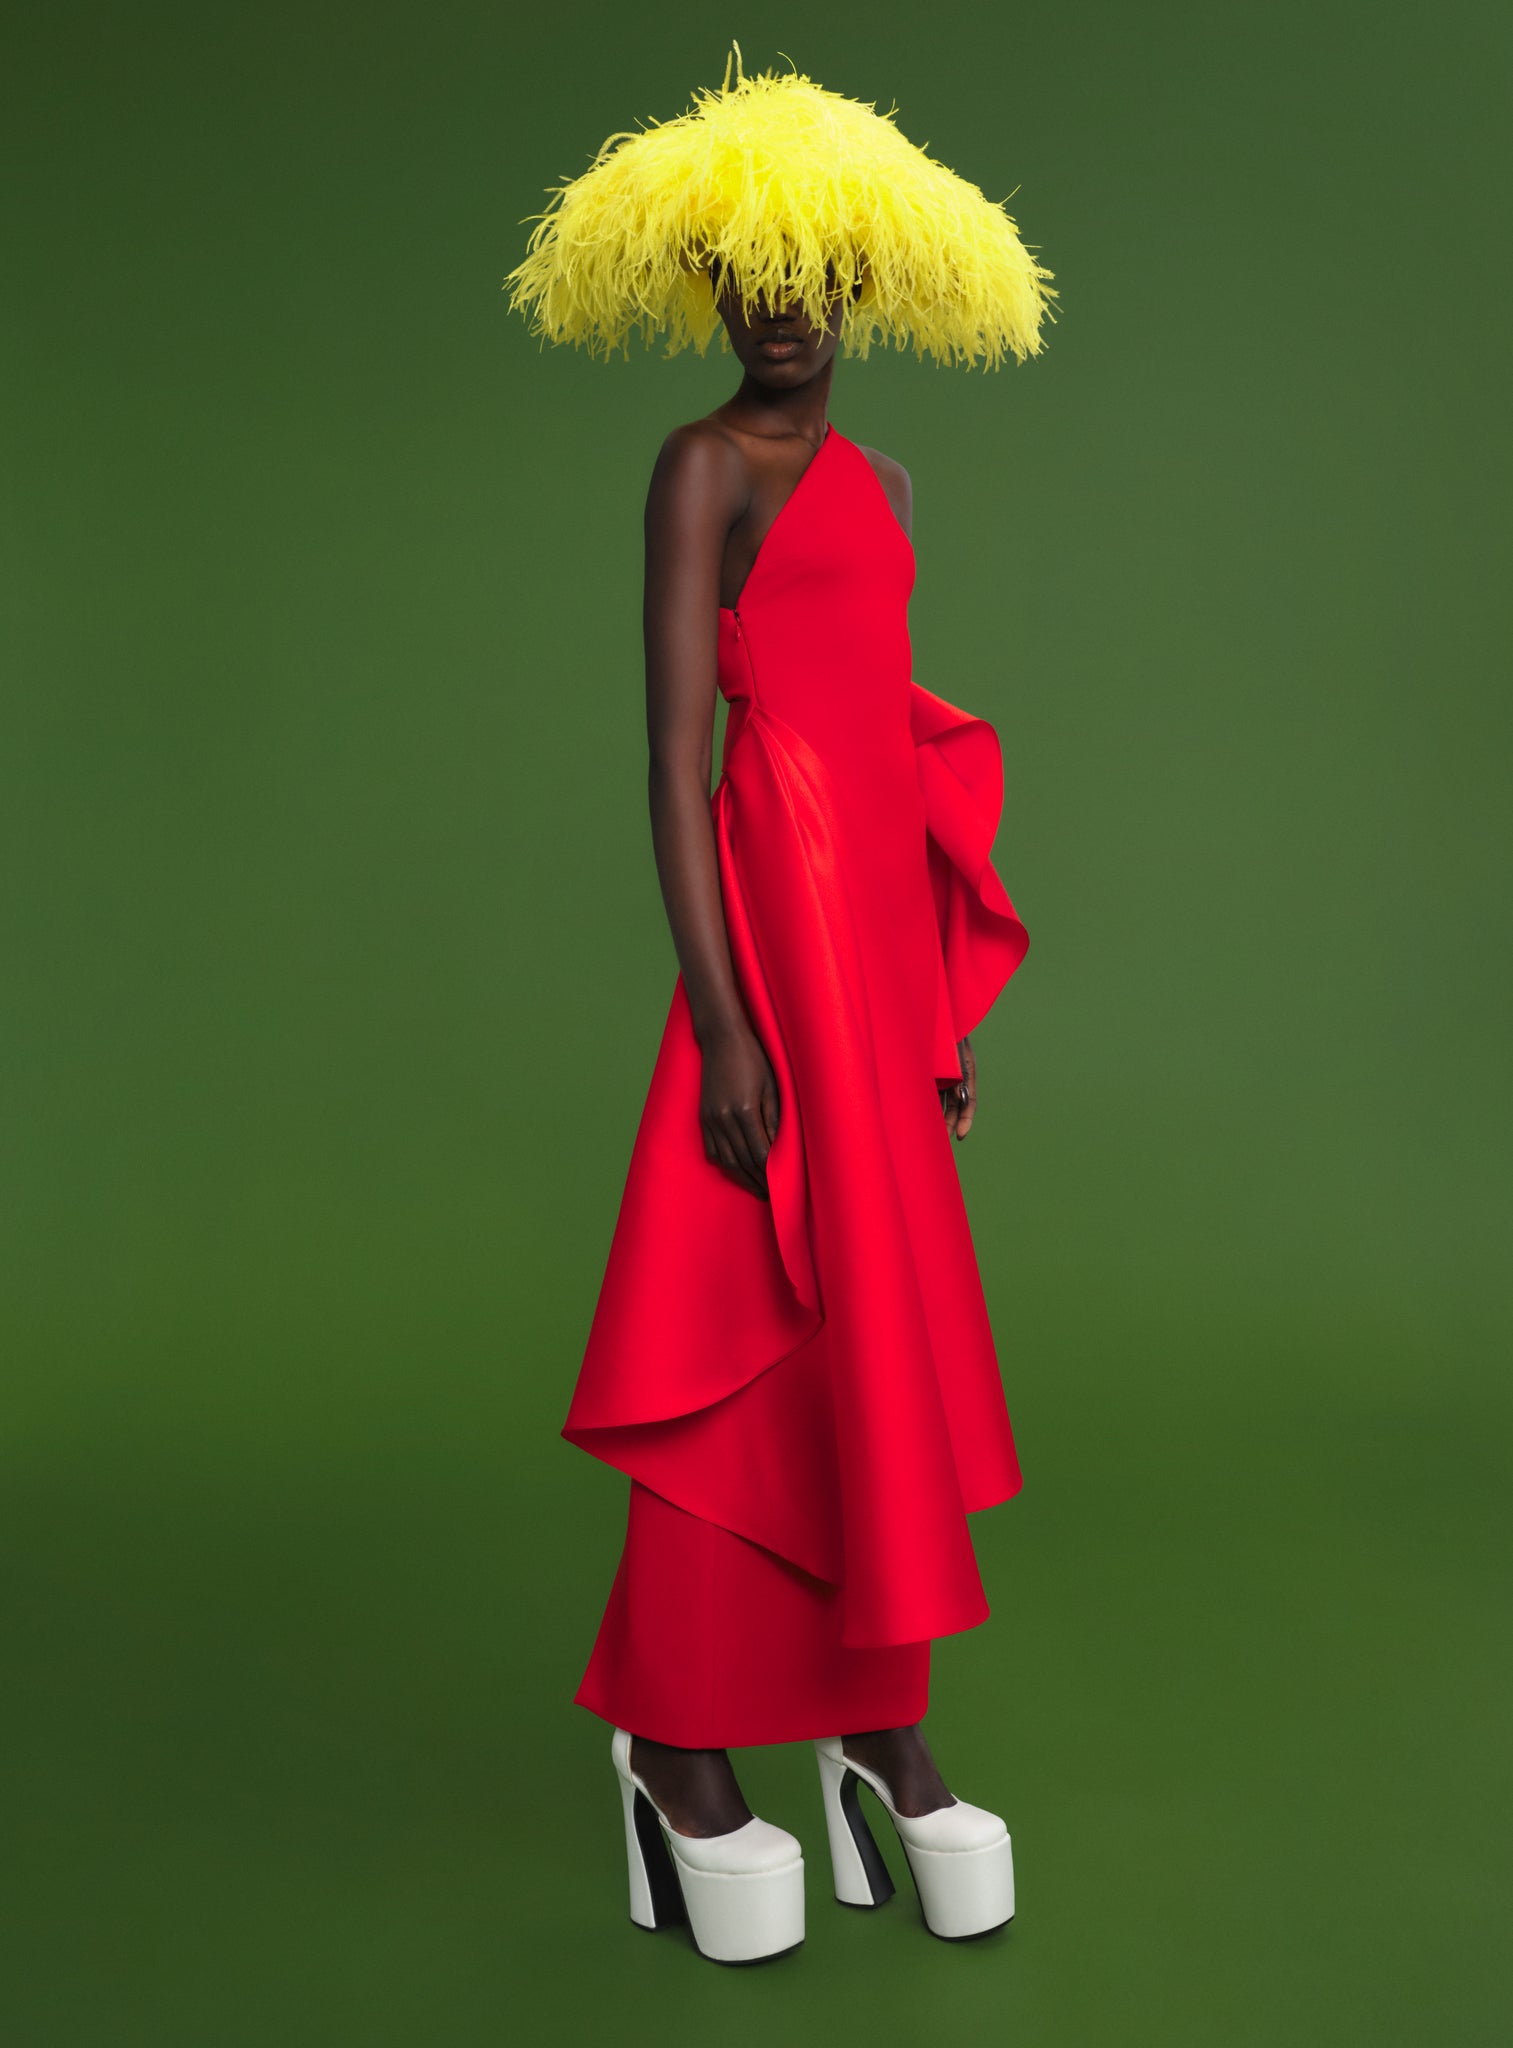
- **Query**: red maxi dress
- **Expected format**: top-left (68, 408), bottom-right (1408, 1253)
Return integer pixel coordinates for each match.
top-left (567, 423), bottom-right (1030, 1747)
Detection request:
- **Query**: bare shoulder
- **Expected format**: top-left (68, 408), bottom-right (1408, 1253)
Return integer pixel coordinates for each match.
top-left (854, 441), bottom-right (912, 493)
top-left (648, 417), bottom-right (747, 503)
top-left (853, 440), bottom-right (913, 538)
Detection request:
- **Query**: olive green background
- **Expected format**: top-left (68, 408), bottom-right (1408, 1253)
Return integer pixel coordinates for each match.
top-left (5, 4), bottom-right (1510, 2041)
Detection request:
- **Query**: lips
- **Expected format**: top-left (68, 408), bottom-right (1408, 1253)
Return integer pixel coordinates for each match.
top-left (758, 337), bottom-right (802, 359)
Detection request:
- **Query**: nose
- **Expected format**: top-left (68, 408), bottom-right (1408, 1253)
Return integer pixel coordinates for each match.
top-left (755, 281), bottom-right (801, 322)
top-left (755, 260), bottom-right (839, 322)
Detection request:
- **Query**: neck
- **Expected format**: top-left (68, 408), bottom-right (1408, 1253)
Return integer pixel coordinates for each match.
top-left (724, 362), bottom-right (835, 444)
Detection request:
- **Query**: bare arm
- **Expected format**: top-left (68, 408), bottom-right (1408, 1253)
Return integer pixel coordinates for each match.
top-left (643, 424), bottom-right (779, 1198)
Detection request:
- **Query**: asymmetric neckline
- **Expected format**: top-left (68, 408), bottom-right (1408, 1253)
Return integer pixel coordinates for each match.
top-left (719, 423), bottom-right (836, 614)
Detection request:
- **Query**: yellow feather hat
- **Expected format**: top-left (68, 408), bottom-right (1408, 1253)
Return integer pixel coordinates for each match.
top-left (504, 43), bottom-right (1057, 370)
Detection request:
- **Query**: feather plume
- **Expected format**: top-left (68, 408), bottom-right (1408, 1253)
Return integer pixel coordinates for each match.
top-left (504, 43), bottom-right (1058, 369)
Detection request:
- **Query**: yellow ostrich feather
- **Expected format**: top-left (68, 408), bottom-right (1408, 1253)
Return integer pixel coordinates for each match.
top-left (504, 43), bottom-right (1058, 370)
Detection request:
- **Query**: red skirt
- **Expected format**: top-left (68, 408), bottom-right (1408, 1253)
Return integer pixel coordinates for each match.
top-left (575, 1482), bottom-right (931, 1749)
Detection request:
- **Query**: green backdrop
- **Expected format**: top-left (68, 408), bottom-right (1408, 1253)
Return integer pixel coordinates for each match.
top-left (5, 4), bottom-right (1510, 2041)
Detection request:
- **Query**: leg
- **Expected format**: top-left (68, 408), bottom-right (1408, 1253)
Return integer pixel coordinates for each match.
top-left (628, 1737), bottom-right (752, 1837)
top-left (839, 1724), bottom-right (954, 1816)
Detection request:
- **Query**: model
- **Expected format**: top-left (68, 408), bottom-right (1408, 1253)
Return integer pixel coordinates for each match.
top-left (506, 45), bottom-right (1055, 1965)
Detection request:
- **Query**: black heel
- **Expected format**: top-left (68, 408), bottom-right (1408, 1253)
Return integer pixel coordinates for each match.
top-left (815, 1735), bottom-right (1015, 1938)
top-left (839, 1768), bottom-right (896, 1906)
top-left (615, 1729), bottom-right (806, 1961)
top-left (632, 1788), bottom-right (688, 1929)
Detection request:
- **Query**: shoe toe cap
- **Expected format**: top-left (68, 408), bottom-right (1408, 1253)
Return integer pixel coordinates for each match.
top-left (896, 1797), bottom-right (1008, 1855)
top-left (667, 1815), bottom-right (802, 1876)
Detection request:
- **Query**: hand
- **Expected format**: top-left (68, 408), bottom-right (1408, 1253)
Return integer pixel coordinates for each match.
top-left (939, 1034), bottom-right (978, 1142)
top-left (698, 1021), bottom-right (780, 1199)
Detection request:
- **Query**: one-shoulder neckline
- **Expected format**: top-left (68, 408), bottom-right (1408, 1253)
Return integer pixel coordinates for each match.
top-left (718, 423), bottom-right (837, 615)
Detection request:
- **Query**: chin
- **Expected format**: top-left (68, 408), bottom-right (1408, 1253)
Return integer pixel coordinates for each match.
top-left (749, 353), bottom-right (815, 383)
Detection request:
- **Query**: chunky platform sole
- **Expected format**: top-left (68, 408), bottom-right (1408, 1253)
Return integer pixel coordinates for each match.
top-left (613, 1738), bottom-right (805, 1965)
top-left (815, 1741), bottom-right (1015, 1941)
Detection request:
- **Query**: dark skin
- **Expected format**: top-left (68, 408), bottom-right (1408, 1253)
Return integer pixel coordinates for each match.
top-left (631, 257), bottom-right (972, 1836)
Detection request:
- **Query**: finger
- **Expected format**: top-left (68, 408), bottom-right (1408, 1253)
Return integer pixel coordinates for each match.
top-left (711, 1127), bottom-right (764, 1199)
top-left (734, 1106), bottom-right (772, 1187)
top-left (718, 1111), bottom-right (769, 1196)
top-left (760, 1073), bottom-right (780, 1145)
top-left (955, 1042), bottom-right (978, 1140)
top-left (721, 1107), bottom-right (763, 1185)
top-left (955, 1081), bottom-right (976, 1141)
top-left (713, 1126), bottom-right (757, 1192)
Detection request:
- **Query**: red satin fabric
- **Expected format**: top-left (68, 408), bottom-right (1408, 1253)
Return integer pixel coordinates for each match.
top-left (576, 1482), bottom-right (930, 1747)
top-left (565, 423), bottom-right (1030, 1667)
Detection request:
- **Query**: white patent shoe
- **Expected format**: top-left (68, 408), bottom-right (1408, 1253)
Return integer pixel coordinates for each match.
top-left (813, 1735), bottom-right (1014, 1940)
top-left (612, 1729), bottom-right (805, 1964)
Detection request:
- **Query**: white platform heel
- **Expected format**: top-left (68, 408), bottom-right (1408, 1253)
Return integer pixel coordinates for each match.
top-left (814, 1737), bottom-right (1015, 1940)
top-left (611, 1730), bottom-right (805, 1964)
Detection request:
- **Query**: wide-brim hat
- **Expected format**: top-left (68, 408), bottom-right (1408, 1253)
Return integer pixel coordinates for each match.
top-left (505, 43), bottom-right (1057, 370)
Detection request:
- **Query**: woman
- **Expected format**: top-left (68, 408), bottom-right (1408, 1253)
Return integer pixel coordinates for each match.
top-left (507, 49), bottom-right (1055, 1964)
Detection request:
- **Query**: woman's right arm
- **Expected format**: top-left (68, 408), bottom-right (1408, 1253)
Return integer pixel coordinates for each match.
top-left (642, 424), bottom-right (779, 1201)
